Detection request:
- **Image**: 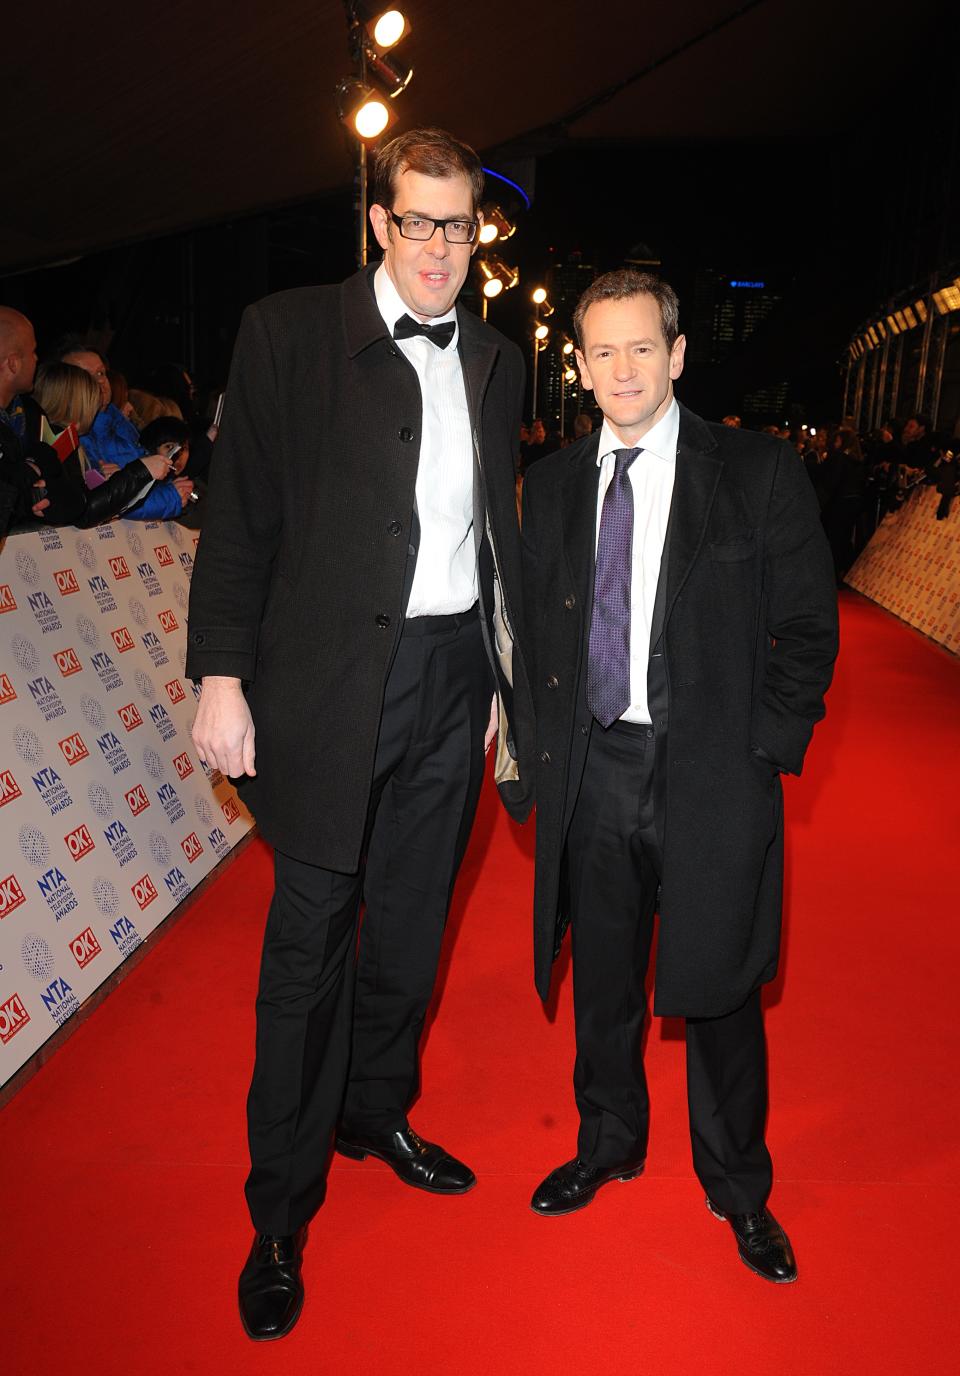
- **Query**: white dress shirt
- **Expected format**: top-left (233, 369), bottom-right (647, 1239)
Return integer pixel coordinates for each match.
top-left (374, 264), bottom-right (477, 616)
top-left (594, 398), bottom-right (679, 724)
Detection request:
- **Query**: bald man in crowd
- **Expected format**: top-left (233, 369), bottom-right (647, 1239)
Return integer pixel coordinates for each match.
top-left (0, 306), bottom-right (53, 531)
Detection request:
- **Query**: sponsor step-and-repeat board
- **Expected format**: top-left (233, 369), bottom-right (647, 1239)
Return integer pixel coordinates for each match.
top-left (846, 486), bottom-right (960, 654)
top-left (1, 519), bottom-right (253, 1087)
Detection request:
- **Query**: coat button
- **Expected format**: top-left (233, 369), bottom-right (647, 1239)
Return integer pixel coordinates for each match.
top-left (546, 675), bottom-right (558, 689)
top-left (193, 632), bottom-right (205, 645)
top-left (398, 427), bottom-right (414, 443)
top-left (387, 520), bottom-right (402, 536)
top-left (539, 750), bottom-right (551, 764)
top-left (376, 613), bottom-right (391, 629)
top-left (564, 593), bottom-right (576, 609)
top-left (580, 724), bottom-right (589, 736)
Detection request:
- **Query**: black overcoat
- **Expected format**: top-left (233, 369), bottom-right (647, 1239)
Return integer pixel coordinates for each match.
top-left (521, 405), bottom-right (838, 1018)
top-left (185, 265), bottom-right (533, 871)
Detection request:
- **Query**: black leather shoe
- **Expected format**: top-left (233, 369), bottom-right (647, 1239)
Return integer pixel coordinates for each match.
top-left (238, 1227), bottom-right (307, 1341)
top-left (530, 1155), bottom-right (645, 1216)
top-left (335, 1125), bottom-right (476, 1194)
top-left (706, 1197), bottom-right (798, 1283)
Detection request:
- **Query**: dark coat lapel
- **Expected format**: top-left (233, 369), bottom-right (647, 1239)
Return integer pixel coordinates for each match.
top-left (456, 304), bottom-right (499, 435)
top-left (561, 431), bottom-right (602, 619)
top-left (662, 403), bottom-right (722, 633)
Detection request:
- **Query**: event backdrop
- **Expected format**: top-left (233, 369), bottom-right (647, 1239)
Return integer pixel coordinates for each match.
top-left (0, 518), bottom-right (253, 1087)
top-left (846, 486), bottom-right (960, 654)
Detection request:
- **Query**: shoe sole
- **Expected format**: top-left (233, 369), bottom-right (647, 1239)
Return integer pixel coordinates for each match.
top-left (335, 1140), bottom-right (476, 1195)
top-left (705, 1197), bottom-right (798, 1284)
top-left (530, 1167), bottom-right (644, 1217)
top-left (239, 1292), bottom-right (305, 1342)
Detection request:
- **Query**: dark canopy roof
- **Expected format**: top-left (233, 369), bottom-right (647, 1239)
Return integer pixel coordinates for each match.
top-left (4, 0), bottom-right (938, 273)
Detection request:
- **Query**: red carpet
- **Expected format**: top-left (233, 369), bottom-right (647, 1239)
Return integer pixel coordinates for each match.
top-left (3, 591), bottom-right (959, 1374)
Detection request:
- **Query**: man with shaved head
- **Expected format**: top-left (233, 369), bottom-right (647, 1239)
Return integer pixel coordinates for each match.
top-left (0, 306), bottom-right (52, 531)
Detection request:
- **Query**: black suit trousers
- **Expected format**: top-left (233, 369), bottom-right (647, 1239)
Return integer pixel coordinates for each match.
top-left (245, 614), bottom-right (488, 1235)
top-left (566, 719), bottom-right (773, 1215)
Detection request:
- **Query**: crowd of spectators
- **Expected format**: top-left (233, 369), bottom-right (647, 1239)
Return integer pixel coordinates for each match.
top-left (0, 305), bottom-right (218, 540)
top-left (513, 404), bottom-right (957, 584)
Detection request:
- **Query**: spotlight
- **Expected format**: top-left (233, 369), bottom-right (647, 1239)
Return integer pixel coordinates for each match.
top-left (478, 256), bottom-right (519, 299)
top-left (564, 367), bottom-right (577, 383)
top-left (371, 8), bottom-right (409, 50)
top-left (478, 205), bottom-right (516, 245)
top-left (560, 335), bottom-right (575, 356)
top-left (337, 78), bottom-right (396, 140)
top-left (534, 324), bottom-right (549, 341)
top-left (532, 287), bottom-right (547, 304)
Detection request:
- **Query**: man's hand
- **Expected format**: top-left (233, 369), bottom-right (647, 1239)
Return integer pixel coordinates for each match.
top-left (99, 462), bottom-right (120, 477)
top-left (173, 476), bottom-right (195, 508)
top-left (484, 692), bottom-right (498, 754)
top-left (192, 676), bottom-right (256, 777)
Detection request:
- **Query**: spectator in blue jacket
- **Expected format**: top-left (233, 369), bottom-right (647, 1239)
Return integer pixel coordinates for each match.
top-left (59, 342), bottom-right (191, 519)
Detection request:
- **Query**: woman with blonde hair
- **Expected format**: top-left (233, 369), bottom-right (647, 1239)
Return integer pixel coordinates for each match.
top-left (32, 362), bottom-right (174, 528)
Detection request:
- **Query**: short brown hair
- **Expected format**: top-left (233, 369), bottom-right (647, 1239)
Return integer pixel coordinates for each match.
top-left (372, 127), bottom-right (484, 212)
top-left (574, 270), bottom-right (680, 350)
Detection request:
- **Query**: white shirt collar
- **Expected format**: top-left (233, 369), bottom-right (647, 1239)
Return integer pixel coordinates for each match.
top-left (596, 397), bottom-right (680, 467)
top-left (374, 262), bottom-right (459, 342)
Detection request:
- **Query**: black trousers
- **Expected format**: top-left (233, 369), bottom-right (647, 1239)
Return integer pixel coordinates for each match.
top-left (566, 719), bottom-right (773, 1216)
top-left (245, 613), bottom-right (489, 1235)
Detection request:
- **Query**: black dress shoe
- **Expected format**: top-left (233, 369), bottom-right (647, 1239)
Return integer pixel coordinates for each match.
top-left (706, 1197), bottom-right (798, 1283)
top-left (238, 1227), bottom-right (307, 1341)
top-left (530, 1155), bottom-right (645, 1216)
top-left (335, 1125), bottom-right (476, 1194)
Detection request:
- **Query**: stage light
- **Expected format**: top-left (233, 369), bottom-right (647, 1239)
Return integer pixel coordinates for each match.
top-left (478, 205), bottom-right (516, 246)
top-left (560, 334), bottom-right (575, 355)
top-left (810, 427), bottom-right (817, 436)
top-left (337, 78), bottom-right (395, 140)
top-left (372, 8), bottom-right (408, 49)
top-left (886, 315), bottom-right (901, 335)
top-left (532, 287), bottom-right (547, 304)
top-left (914, 299), bottom-right (928, 322)
top-left (902, 306), bottom-right (918, 329)
top-left (534, 324), bottom-right (549, 341)
top-left (478, 256), bottom-right (519, 299)
top-left (364, 46), bottom-right (413, 98)
top-left (564, 367), bottom-right (577, 382)
top-left (874, 320), bottom-right (886, 339)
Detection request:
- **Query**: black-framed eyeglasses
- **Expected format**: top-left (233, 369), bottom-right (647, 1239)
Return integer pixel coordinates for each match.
top-left (389, 211), bottom-right (478, 244)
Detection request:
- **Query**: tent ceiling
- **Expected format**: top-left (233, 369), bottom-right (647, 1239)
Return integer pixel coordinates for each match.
top-left (4, 0), bottom-right (938, 272)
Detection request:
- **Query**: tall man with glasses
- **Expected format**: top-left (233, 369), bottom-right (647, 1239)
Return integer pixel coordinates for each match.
top-left (188, 127), bottom-right (532, 1341)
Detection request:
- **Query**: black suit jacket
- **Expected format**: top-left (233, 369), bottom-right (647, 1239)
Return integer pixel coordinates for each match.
top-left (186, 265), bottom-right (533, 870)
top-left (522, 404), bottom-right (839, 1017)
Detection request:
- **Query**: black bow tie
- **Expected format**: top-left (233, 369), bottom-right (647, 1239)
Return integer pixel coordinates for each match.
top-left (393, 313), bottom-right (456, 349)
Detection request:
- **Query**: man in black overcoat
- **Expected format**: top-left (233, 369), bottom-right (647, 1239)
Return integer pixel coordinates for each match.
top-left (186, 129), bottom-right (532, 1340)
top-left (521, 270), bottom-right (838, 1283)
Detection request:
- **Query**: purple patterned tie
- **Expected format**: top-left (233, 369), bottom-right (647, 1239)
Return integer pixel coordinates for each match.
top-left (586, 447), bottom-right (641, 728)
